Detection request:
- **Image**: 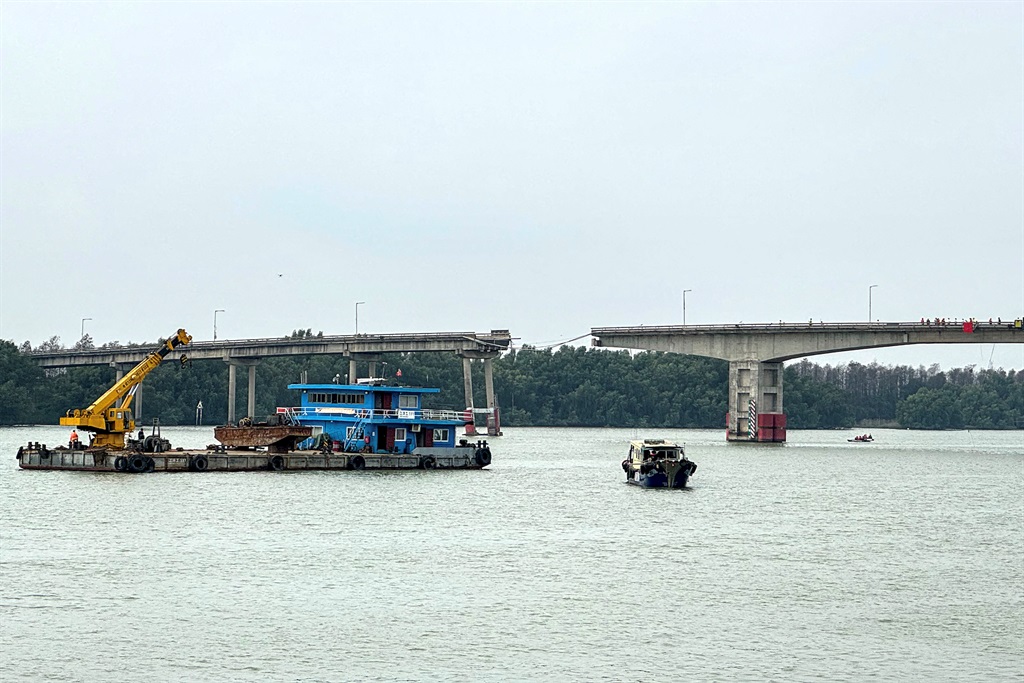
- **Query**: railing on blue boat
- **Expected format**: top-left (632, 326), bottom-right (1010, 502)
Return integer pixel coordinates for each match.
top-left (280, 406), bottom-right (472, 422)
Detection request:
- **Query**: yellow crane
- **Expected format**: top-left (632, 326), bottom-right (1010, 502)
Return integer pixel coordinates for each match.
top-left (59, 329), bottom-right (192, 449)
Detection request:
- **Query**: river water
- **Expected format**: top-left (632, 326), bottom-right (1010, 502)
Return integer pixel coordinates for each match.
top-left (0, 425), bottom-right (1021, 682)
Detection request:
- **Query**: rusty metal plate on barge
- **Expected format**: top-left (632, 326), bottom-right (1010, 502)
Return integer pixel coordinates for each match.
top-left (213, 425), bottom-right (312, 452)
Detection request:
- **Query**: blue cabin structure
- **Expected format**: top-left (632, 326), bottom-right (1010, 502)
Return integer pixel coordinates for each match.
top-left (284, 381), bottom-right (471, 455)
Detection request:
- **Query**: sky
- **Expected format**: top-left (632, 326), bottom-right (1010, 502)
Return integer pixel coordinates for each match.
top-left (1, 2), bottom-right (1022, 371)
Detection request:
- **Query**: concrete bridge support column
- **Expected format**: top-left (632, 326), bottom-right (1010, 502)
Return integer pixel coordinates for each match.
top-left (247, 364), bottom-right (257, 419)
top-left (348, 353), bottom-right (382, 383)
top-left (462, 356), bottom-right (476, 436)
top-left (483, 357), bottom-right (501, 436)
top-left (226, 359), bottom-right (260, 425)
top-left (228, 363), bottom-right (237, 426)
top-left (726, 360), bottom-right (786, 443)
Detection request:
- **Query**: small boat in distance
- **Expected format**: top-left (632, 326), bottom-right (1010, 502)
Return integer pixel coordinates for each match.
top-left (622, 439), bottom-right (696, 488)
top-left (848, 433), bottom-right (875, 443)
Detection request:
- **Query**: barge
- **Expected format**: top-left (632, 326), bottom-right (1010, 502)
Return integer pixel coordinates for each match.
top-left (622, 439), bottom-right (696, 488)
top-left (15, 327), bottom-right (492, 474)
top-left (16, 442), bottom-right (488, 473)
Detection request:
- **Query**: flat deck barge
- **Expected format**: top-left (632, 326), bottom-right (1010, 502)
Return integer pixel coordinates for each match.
top-left (16, 442), bottom-right (490, 473)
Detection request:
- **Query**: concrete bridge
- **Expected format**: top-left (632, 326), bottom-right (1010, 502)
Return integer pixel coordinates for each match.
top-left (31, 330), bottom-right (512, 435)
top-left (592, 320), bottom-right (1024, 443)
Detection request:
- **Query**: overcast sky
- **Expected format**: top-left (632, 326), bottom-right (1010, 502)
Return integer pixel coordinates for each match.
top-left (2, 2), bottom-right (1022, 370)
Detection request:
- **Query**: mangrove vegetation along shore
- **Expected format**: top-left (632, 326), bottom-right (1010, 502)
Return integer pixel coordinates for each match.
top-left (2, 331), bottom-right (1022, 430)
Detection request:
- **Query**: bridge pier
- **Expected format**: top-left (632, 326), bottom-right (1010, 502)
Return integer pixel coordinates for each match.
top-left (484, 357), bottom-right (502, 436)
top-left (726, 360), bottom-right (786, 442)
top-left (459, 351), bottom-right (502, 436)
top-left (226, 359), bottom-right (260, 425)
top-left (348, 353), bottom-right (383, 382)
top-left (461, 356), bottom-right (476, 436)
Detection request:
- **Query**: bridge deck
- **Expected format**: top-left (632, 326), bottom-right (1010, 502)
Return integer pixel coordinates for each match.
top-left (592, 320), bottom-right (1023, 362)
top-left (30, 330), bottom-right (513, 368)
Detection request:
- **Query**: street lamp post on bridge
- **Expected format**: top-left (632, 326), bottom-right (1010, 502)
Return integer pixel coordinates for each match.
top-left (80, 317), bottom-right (92, 340)
top-left (682, 290), bottom-right (692, 326)
top-left (355, 301), bottom-right (365, 335)
top-left (868, 285), bottom-right (878, 322)
top-left (214, 309), bottom-right (225, 340)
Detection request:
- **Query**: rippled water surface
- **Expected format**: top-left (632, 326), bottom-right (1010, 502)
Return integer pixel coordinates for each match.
top-left (1, 426), bottom-right (1022, 682)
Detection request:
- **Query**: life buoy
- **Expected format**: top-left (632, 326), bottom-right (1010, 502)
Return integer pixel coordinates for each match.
top-left (269, 455), bottom-right (285, 471)
top-left (421, 455), bottom-right (436, 469)
top-left (191, 454), bottom-right (209, 471)
top-left (350, 455), bottom-right (365, 470)
top-left (114, 456), bottom-right (127, 472)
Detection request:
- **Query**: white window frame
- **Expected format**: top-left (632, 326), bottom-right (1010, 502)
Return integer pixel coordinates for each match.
top-left (433, 428), bottom-right (449, 442)
top-left (398, 394), bottom-right (417, 408)
top-left (394, 427), bottom-right (407, 442)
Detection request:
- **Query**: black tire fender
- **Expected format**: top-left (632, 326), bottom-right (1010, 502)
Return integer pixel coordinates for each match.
top-left (474, 448), bottom-right (491, 467)
top-left (114, 456), bottom-right (127, 472)
top-left (421, 455), bottom-right (436, 469)
top-left (191, 454), bottom-right (209, 471)
top-left (350, 455), bottom-right (365, 470)
top-left (269, 455), bottom-right (285, 471)
top-left (127, 454), bottom-right (147, 473)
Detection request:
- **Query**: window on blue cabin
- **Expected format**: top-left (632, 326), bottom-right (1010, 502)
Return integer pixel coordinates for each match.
top-left (309, 392), bottom-right (363, 404)
top-left (395, 428), bottom-right (407, 442)
top-left (433, 429), bottom-right (449, 442)
top-left (398, 394), bottom-right (417, 408)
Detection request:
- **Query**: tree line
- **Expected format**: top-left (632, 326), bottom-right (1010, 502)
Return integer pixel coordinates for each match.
top-left (1, 331), bottom-right (1021, 430)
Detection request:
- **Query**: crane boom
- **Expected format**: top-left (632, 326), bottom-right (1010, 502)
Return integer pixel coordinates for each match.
top-left (59, 329), bottom-right (192, 449)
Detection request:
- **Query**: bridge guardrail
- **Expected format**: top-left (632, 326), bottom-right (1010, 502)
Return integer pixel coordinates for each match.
top-left (592, 319), bottom-right (1023, 334)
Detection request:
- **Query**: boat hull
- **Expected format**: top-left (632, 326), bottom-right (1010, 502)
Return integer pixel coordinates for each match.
top-left (626, 468), bottom-right (692, 488)
top-left (15, 445), bottom-right (488, 473)
top-left (624, 460), bottom-right (696, 489)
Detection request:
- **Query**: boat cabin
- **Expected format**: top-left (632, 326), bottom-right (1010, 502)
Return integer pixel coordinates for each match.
top-left (284, 380), bottom-right (468, 454)
top-left (628, 439), bottom-right (684, 465)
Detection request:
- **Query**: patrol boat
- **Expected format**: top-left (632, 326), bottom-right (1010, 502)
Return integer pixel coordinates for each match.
top-left (622, 439), bottom-right (696, 488)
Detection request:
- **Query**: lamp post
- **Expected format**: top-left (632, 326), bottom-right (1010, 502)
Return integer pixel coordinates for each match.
top-left (355, 301), bottom-right (365, 335)
top-left (682, 290), bottom-right (692, 326)
top-left (868, 285), bottom-right (878, 322)
top-left (214, 309), bottom-right (225, 340)
top-left (80, 317), bottom-right (92, 339)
